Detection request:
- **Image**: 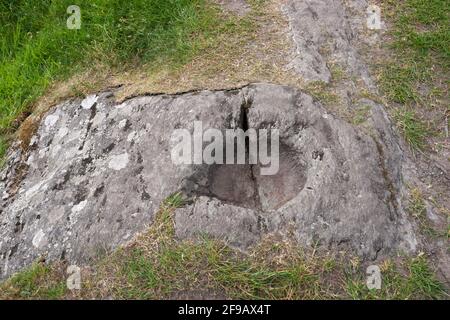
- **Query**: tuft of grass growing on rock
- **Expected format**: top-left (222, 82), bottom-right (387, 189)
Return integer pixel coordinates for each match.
top-left (329, 64), bottom-right (346, 83)
top-left (345, 255), bottom-right (446, 300)
top-left (305, 81), bottom-right (340, 106)
top-left (0, 0), bottom-right (227, 159)
top-left (101, 236), bottom-right (344, 300)
top-left (378, 0), bottom-right (449, 150)
top-left (380, 0), bottom-right (449, 104)
top-left (0, 136), bottom-right (7, 167)
top-left (393, 108), bottom-right (432, 151)
top-left (351, 105), bottom-right (372, 125)
top-left (406, 187), bottom-right (448, 238)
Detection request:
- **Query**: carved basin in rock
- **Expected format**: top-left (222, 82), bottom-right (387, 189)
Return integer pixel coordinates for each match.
top-left (0, 83), bottom-right (417, 279)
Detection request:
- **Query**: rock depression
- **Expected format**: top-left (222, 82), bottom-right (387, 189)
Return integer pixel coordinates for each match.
top-left (0, 83), bottom-right (417, 279)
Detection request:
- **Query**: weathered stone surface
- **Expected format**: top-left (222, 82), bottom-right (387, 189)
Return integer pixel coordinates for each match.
top-left (175, 84), bottom-right (417, 259)
top-left (0, 83), bottom-right (417, 279)
top-left (282, 0), bottom-right (375, 88)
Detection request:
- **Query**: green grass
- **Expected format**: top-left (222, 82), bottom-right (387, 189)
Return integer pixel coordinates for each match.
top-left (380, 0), bottom-right (449, 104)
top-left (305, 81), bottom-right (340, 106)
top-left (351, 105), bottom-right (372, 125)
top-left (0, 0), bottom-right (448, 300)
top-left (394, 0), bottom-right (449, 61)
top-left (380, 64), bottom-right (423, 104)
top-left (345, 256), bottom-right (445, 300)
top-left (406, 187), bottom-right (449, 237)
top-left (163, 192), bottom-right (185, 208)
top-left (408, 188), bottom-right (427, 218)
top-left (393, 108), bottom-right (432, 151)
top-left (379, 0), bottom-right (449, 151)
top-left (0, 0), bottom-right (223, 159)
top-left (0, 136), bottom-right (7, 165)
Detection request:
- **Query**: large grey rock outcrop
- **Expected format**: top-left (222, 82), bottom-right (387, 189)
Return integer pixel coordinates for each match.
top-left (282, 0), bottom-right (376, 87)
top-left (0, 83), bottom-right (417, 279)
